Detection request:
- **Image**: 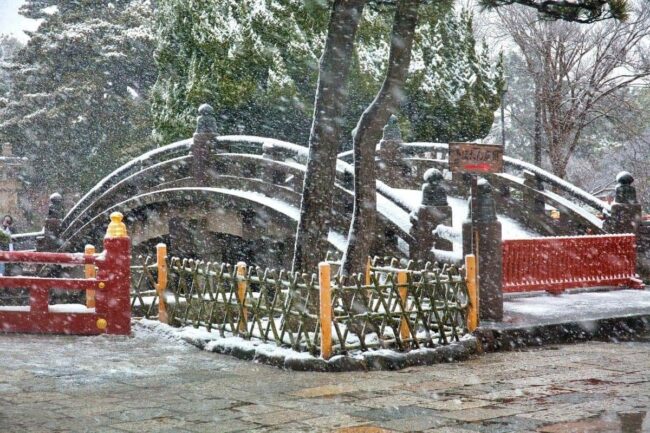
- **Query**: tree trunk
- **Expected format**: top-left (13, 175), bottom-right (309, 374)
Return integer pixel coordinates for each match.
top-left (341, 0), bottom-right (420, 275)
top-left (533, 86), bottom-right (542, 167)
top-left (292, 0), bottom-right (365, 274)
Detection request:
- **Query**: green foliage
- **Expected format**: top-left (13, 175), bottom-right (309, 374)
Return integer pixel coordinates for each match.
top-left (0, 0), bottom-right (157, 193)
top-left (151, 0), bottom-right (327, 144)
top-left (0, 230), bottom-right (9, 247)
top-left (403, 7), bottom-right (503, 142)
top-left (153, 0), bottom-right (502, 147)
top-left (0, 36), bottom-right (23, 107)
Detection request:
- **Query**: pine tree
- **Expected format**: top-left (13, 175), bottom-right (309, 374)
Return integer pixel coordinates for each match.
top-left (0, 0), bottom-right (157, 193)
top-left (152, 1), bottom-right (503, 148)
top-left (404, 8), bottom-right (503, 142)
top-left (151, 0), bottom-right (327, 144)
top-left (0, 36), bottom-right (23, 108)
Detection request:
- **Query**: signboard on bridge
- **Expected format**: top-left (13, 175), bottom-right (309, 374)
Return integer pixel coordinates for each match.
top-left (449, 143), bottom-right (503, 174)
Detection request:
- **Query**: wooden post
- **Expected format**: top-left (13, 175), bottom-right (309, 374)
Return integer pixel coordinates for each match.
top-left (465, 254), bottom-right (478, 332)
top-left (397, 270), bottom-right (410, 342)
top-left (319, 262), bottom-right (332, 360)
top-left (85, 245), bottom-right (96, 309)
top-left (365, 256), bottom-right (371, 286)
top-left (236, 261), bottom-right (248, 334)
top-left (156, 243), bottom-right (168, 324)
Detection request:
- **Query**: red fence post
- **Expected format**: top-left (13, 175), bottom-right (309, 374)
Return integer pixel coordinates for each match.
top-left (97, 212), bottom-right (131, 335)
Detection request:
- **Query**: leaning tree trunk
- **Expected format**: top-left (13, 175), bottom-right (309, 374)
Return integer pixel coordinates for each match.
top-left (341, 0), bottom-right (420, 276)
top-left (533, 86), bottom-right (543, 167)
top-left (292, 0), bottom-right (365, 274)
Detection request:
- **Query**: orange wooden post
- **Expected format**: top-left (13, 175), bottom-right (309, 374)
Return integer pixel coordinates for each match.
top-left (98, 212), bottom-right (131, 335)
top-left (236, 261), bottom-right (248, 334)
top-left (85, 245), bottom-right (96, 308)
top-left (364, 256), bottom-right (372, 300)
top-left (365, 256), bottom-right (371, 286)
top-left (465, 254), bottom-right (478, 332)
top-left (319, 262), bottom-right (332, 360)
top-left (397, 270), bottom-right (410, 342)
top-left (156, 243), bottom-right (168, 324)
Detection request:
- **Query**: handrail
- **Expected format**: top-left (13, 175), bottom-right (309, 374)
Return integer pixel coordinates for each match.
top-left (64, 138), bottom-right (193, 226)
top-left (0, 251), bottom-right (98, 265)
top-left (59, 187), bottom-right (354, 254)
top-left (399, 142), bottom-right (610, 214)
top-left (53, 135), bottom-right (413, 250)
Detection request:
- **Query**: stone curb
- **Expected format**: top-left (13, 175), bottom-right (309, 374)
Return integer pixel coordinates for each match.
top-left (137, 320), bottom-right (479, 372)
top-left (475, 314), bottom-right (650, 351)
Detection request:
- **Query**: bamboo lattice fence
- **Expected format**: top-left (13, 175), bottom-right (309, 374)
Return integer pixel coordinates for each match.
top-left (130, 248), bottom-right (471, 357)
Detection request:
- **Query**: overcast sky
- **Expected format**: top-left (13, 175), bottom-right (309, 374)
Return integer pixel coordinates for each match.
top-left (0, 0), bottom-right (40, 42)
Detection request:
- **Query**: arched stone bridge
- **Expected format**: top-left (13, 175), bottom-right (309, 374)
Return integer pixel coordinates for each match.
top-left (14, 106), bottom-right (642, 271)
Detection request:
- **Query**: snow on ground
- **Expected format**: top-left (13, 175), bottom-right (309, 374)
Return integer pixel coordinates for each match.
top-left (503, 289), bottom-right (650, 326)
top-left (0, 320), bottom-right (239, 389)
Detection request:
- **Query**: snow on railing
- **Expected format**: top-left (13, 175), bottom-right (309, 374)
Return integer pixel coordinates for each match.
top-left (502, 156), bottom-right (610, 214)
top-left (399, 142), bottom-right (610, 215)
top-left (64, 138), bottom-right (193, 225)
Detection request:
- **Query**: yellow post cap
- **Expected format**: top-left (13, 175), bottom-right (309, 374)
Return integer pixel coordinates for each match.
top-left (105, 212), bottom-right (128, 238)
top-left (96, 318), bottom-right (108, 330)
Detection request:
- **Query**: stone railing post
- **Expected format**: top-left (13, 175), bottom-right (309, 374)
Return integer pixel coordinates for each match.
top-left (36, 192), bottom-right (64, 252)
top-left (604, 171), bottom-right (642, 234)
top-left (522, 170), bottom-right (545, 215)
top-left (604, 172), bottom-right (649, 279)
top-left (409, 168), bottom-right (452, 262)
top-left (376, 115), bottom-right (410, 188)
top-left (461, 179), bottom-right (502, 321)
top-left (192, 103), bottom-right (222, 185)
top-left (262, 142), bottom-right (287, 185)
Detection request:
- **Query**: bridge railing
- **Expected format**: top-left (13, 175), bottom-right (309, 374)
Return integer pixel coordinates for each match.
top-left (502, 234), bottom-right (643, 294)
top-left (49, 133), bottom-right (414, 262)
top-left (0, 213), bottom-right (131, 335)
top-left (396, 142), bottom-right (610, 234)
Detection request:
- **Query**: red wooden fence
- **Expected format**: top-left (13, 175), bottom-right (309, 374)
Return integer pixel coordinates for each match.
top-left (0, 213), bottom-right (131, 335)
top-left (502, 234), bottom-right (643, 294)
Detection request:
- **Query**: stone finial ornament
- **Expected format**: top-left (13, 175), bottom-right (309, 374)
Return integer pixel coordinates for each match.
top-left (476, 179), bottom-right (498, 223)
top-left (47, 192), bottom-right (64, 220)
top-left (614, 171), bottom-right (637, 204)
top-left (196, 103), bottom-right (218, 134)
top-left (421, 168), bottom-right (448, 207)
top-left (382, 115), bottom-right (402, 142)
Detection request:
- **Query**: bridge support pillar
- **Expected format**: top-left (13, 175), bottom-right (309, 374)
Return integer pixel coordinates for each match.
top-left (409, 169), bottom-right (452, 262)
top-left (462, 179), bottom-right (503, 322)
top-left (169, 216), bottom-right (210, 259)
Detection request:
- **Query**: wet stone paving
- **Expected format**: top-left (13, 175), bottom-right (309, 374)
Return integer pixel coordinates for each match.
top-left (1, 322), bottom-right (649, 433)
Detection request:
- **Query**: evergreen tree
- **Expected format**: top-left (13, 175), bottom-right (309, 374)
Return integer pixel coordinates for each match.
top-left (152, 1), bottom-right (503, 147)
top-left (151, 0), bottom-right (327, 144)
top-left (0, 36), bottom-right (23, 108)
top-left (404, 8), bottom-right (503, 141)
top-left (0, 0), bottom-right (157, 193)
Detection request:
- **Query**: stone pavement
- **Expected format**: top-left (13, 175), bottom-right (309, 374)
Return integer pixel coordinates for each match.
top-left (1, 322), bottom-right (649, 433)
